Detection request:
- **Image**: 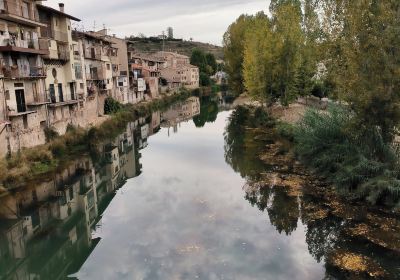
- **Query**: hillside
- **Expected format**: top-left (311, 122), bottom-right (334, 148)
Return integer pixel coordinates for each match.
top-left (127, 38), bottom-right (224, 60)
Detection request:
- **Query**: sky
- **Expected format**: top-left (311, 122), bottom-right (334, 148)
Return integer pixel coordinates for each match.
top-left (44, 0), bottom-right (269, 46)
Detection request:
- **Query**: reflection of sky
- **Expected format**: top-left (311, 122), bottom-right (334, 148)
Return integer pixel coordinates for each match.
top-left (75, 111), bottom-right (324, 280)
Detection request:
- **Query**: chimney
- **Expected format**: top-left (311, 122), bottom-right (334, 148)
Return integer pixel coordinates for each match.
top-left (59, 3), bottom-right (65, 13)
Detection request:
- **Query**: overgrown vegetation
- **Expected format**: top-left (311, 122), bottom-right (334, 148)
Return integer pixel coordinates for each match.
top-left (224, 1), bottom-right (400, 208)
top-left (293, 106), bottom-right (400, 208)
top-left (190, 49), bottom-right (218, 87)
top-left (0, 89), bottom-right (192, 189)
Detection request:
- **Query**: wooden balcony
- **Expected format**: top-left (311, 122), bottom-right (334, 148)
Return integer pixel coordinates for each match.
top-left (0, 0), bottom-right (46, 28)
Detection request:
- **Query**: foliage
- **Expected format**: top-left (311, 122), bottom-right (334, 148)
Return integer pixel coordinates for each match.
top-left (199, 73), bottom-right (211, 87)
top-left (44, 126), bottom-right (59, 142)
top-left (294, 105), bottom-right (400, 207)
top-left (104, 97), bottom-right (123, 115)
top-left (191, 49), bottom-right (218, 88)
top-left (223, 15), bottom-right (255, 96)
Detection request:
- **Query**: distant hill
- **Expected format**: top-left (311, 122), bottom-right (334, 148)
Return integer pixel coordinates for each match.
top-left (127, 37), bottom-right (224, 60)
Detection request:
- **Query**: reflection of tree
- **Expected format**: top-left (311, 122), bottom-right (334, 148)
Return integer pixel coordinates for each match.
top-left (267, 187), bottom-right (299, 235)
top-left (224, 106), bottom-right (266, 180)
top-left (193, 97), bottom-right (219, 127)
top-left (300, 197), bottom-right (342, 263)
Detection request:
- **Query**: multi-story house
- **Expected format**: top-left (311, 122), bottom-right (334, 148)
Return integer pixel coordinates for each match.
top-left (72, 30), bottom-right (114, 122)
top-left (127, 42), bottom-right (146, 103)
top-left (129, 53), bottom-right (165, 99)
top-left (0, 0), bottom-right (49, 157)
top-left (37, 3), bottom-right (82, 134)
top-left (103, 32), bottom-right (131, 104)
top-left (157, 51), bottom-right (200, 90)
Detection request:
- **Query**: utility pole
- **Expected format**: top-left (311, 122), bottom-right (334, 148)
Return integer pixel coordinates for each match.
top-left (162, 31), bottom-right (165, 55)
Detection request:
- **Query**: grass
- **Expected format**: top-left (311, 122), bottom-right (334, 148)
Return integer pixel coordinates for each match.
top-left (293, 105), bottom-right (400, 208)
top-left (0, 89), bottom-right (192, 189)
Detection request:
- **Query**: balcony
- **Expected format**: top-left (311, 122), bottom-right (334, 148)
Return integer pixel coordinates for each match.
top-left (40, 27), bottom-right (69, 42)
top-left (0, 0), bottom-right (46, 27)
top-left (83, 46), bottom-right (101, 60)
top-left (1, 65), bottom-right (46, 79)
top-left (0, 38), bottom-right (49, 55)
top-left (86, 68), bottom-right (105, 80)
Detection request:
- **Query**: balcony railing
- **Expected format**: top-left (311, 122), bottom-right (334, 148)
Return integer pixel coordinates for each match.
top-left (86, 68), bottom-right (106, 80)
top-left (83, 46), bottom-right (101, 60)
top-left (1, 37), bottom-right (40, 50)
top-left (1, 65), bottom-right (46, 79)
top-left (57, 48), bottom-right (69, 61)
top-left (0, 0), bottom-right (39, 22)
top-left (40, 27), bottom-right (69, 42)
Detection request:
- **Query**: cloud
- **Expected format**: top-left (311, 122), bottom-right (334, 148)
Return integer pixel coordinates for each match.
top-left (44, 0), bottom-right (268, 45)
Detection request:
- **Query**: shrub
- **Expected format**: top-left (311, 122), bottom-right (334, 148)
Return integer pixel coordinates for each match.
top-left (276, 122), bottom-right (295, 142)
top-left (104, 97), bottom-right (123, 115)
top-left (294, 105), bottom-right (400, 207)
top-left (44, 126), bottom-right (59, 142)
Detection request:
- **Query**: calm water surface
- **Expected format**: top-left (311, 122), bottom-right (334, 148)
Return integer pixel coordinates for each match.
top-left (2, 97), bottom-right (397, 280)
top-left (75, 110), bottom-right (323, 280)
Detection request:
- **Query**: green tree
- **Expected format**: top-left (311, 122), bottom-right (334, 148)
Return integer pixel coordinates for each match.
top-left (243, 13), bottom-right (276, 104)
top-left (205, 53), bottom-right (217, 75)
top-left (223, 15), bottom-right (254, 96)
top-left (322, 0), bottom-right (400, 142)
top-left (190, 49), bottom-right (207, 73)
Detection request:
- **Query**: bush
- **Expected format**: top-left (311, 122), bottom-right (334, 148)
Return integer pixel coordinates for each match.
top-left (276, 122), bottom-right (295, 142)
top-left (294, 105), bottom-right (400, 207)
top-left (44, 127), bottom-right (59, 142)
top-left (104, 97), bottom-right (123, 115)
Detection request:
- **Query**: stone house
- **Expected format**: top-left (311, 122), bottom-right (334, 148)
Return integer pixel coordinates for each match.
top-left (0, 0), bottom-right (49, 157)
top-left (37, 3), bottom-right (83, 135)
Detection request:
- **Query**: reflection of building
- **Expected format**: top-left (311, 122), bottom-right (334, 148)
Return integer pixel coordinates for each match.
top-left (162, 97), bottom-right (200, 132)
top-left (0, 114), bottom-right (156, 279)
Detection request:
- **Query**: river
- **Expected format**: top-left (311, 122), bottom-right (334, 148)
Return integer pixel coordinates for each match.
top-left (0, 97), bottom-right (398, 280)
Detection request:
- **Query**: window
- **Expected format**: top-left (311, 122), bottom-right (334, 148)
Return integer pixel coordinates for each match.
top-left (5, 91), bottom-right (9, 100)
top-left (107, 64), bottom-right (111, 70)
top-left (80, 83), bottom-right (84, 89)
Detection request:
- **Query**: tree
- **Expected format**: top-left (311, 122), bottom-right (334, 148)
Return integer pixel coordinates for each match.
top-left (190, 49), bottom-right (207, 73)
top-left (205, 53), bottom-right (217, 75)
top-left (321, 0), bottom-right (400, 142)
top-left (242, 4), bottom-right (304, 106)
top-left (243, 13), bottom-right (276, 104)
top-left (223, 15), bottom-right (254, 96)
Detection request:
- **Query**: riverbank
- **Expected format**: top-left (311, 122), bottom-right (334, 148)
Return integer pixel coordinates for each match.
top-left (0, 90), bottom-right (192, 191)
top-left (224, 106), bottom-right (399, 279)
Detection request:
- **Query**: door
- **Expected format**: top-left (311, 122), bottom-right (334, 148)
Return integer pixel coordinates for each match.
top-left (70, 83), bottom-right (75, 100)
top-left (58, 83), bottom-right (64, 102)
top-left (15, 89), bottom-right (26, 113)
top-left (49, 84), bottom-right (56, 103)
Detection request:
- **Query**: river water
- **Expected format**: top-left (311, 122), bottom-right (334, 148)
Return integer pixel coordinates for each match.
top-left (0, 97), bottom-right (398, 280)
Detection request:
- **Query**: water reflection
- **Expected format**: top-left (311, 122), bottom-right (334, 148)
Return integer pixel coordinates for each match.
top-left (0, 97), bottom-right (202, 280)
top-left (224, 107), bottom-right (400, 279)
top-left (1, 97), bottom-right (397, 279)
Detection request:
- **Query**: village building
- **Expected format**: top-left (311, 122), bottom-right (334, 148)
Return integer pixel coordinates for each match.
top-left (72, 30), bottom-right (114, 125)
top-left (37, 3), bottom-right (82, 134)
top-left (93, 29), bottom-right (131, 105)
top-left (0, 0), bottom-right (49, 157)
top-left (127, 42), bottom-right (146, 103)
top-left (129, 53), bottom-right (165, 99)
top-left (156, 51), bottom-right (199, 90)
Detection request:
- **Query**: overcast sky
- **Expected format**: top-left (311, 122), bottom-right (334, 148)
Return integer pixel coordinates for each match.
top-left (44, 0), bottom-right (268, 46)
